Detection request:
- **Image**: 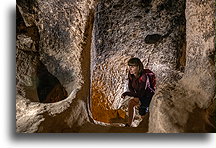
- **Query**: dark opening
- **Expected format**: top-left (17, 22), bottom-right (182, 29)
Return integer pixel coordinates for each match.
top-left (36, 61), bottom-right (68, 103)
top-left (144, 34), bottom-right (162, 44)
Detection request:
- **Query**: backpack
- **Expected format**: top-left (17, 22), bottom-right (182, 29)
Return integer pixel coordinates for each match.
top-left (139, 69), bottom-right (156, 93)
top-left (144, 69), bottom-right (156, 92)
top-left (138, 69), bottom-right (156, 112)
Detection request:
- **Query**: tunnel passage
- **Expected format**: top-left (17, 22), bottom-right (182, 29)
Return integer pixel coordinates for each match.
top-left (90, 0), bottom-right (186, 126)
top-left (16, 0), bottom-right (186, 125)
top-left (36, 61), bottom-right (68, 103)
top-left (16, 5), bottom-right (68, 104)
top-left (16, 0), bottom-right (215, 133)
top-left (17, 0), bottom-right (186, 126)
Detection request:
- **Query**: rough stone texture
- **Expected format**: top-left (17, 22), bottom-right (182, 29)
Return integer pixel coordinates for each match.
top-left (148, 0), bottom-right (215, 133)
top-left (16, 0), bottom-right (215, 133)
top-left (16, 0), bottom-right (96, 133)
top-left (91, 0), bottom-right (186, 124)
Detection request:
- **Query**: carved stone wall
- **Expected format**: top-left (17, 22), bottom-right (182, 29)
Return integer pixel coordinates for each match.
top-left (148, 0), bottom-right (215, 133)
top-left (16, 0), bottom-right (95, 133)
top-left (91, 0), bottom-right (186, 124)
top-left (16, 0), bottom-right (215, 133)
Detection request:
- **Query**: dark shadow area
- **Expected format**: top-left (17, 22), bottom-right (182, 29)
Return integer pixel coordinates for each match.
top-left (36, 61), bottom-right (68, 103)
top-left (185, 104), bottom-right (216, 133)
top-left (144, 34), bottom-right (162, 44)
top-left (16, 5), bottom-right (40, 50)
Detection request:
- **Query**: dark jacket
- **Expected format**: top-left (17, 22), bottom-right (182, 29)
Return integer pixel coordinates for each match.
top-left (122, 69), bottom-right (155, 107)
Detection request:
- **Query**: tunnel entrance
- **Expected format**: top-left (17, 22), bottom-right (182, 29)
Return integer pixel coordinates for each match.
top-left (16, 5), bottom-right (68, 104)
top-left (36, 61), bottom-right (68, 103)
top-left (89, 0), bottom-right (186, 127)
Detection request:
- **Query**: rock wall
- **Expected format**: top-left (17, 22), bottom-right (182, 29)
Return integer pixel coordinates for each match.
top-left (16, 0), bottom-right (215, 133)
top-left (91, 0), bottom-right (186, 124)
top-left (148, 0), bottom-right (215, 133)
top-left (16, 0), bottom-right (95, 133)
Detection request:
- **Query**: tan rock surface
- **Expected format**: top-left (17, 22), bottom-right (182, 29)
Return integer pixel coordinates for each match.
top-left (149, 0), bottom-right (215, 133)
top-left (91, 0), bottom-right (186, 125)
top-left (16, 0), bottom-right (95, 133)
top-left (16, 0), bottom-right (215, 133)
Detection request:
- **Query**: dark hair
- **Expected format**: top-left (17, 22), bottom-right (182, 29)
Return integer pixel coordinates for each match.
top-left (128, 57), bottom-right (144, 77)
